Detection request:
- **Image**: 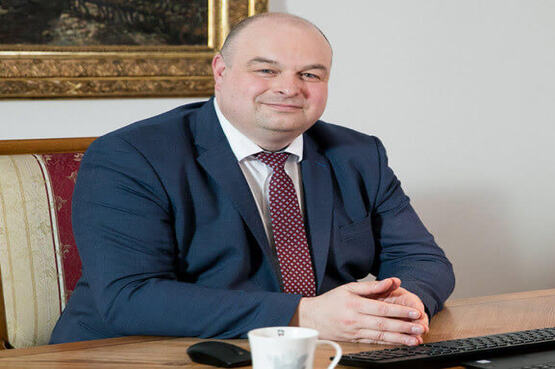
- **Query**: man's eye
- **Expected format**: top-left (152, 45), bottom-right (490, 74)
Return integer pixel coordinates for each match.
top-left (301, 73), bottom-right (321, 80)
top-left (258, 69), bottom-right (276, 75)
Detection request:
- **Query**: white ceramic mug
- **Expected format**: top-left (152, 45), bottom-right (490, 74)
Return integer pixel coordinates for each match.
top-left (247, 326), bottom-right (342, 369)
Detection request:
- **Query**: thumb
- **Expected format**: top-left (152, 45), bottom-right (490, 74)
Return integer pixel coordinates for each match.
top-left (347, 278), bottom-right (400, 296)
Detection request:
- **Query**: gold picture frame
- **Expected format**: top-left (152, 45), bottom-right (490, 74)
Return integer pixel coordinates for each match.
top-left (0, 0), bottom-right (268, 99)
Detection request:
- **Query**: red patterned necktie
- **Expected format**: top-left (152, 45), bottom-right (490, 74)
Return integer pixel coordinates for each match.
top-left (255, 152), bottom-right (316, 297)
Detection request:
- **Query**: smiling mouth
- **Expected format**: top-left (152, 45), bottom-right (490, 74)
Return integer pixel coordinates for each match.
top-left (262, 103), bottom-right (303, 112)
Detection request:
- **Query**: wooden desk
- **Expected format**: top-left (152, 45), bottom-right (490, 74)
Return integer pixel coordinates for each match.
top-left (0, 289), bottom-right (553, 368)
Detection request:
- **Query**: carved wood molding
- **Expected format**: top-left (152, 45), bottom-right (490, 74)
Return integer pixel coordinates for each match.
top-left (0, 55), bottom-right (214, 78)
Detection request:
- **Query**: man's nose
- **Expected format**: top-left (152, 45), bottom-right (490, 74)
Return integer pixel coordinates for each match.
top-left (274, 74), bottom-right (302, 97)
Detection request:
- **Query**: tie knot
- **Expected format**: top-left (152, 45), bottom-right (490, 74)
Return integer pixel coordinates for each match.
top-left (255, 151), bottom-right (289, 170)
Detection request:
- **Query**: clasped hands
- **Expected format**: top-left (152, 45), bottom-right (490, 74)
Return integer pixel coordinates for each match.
top-left (293, 278), bottom-right (429, 346)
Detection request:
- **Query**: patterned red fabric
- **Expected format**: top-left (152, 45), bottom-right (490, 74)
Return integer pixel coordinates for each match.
top-left (40, 153), bottom-right (83, 302)
top-left (256, 152), bottom-right (316, 297)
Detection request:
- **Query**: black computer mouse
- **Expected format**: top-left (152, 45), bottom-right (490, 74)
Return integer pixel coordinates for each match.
top-left (187, 341), bottom-right (252, 368)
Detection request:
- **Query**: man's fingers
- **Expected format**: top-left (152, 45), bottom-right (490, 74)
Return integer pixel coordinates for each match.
top-left (395, 316), bottom-right (430, 334)
top-left (374, 278), bottom-right (401, 295)
top-left (415, 317), bottom-right (430, 332)
top-left (368, 278), bottom-right (402, 298)
top-left (359, 299), bottom-right (422, 320)
top-left (347, 278), bottom-right (401, 297)
top-left (353, 329), bottom-right (420, 346)
top-left (376, 277), bottom-right (401, 296)
top-left (351, 337), bottom-right (422, 345)
top-left (358, 340), bottom-right (393, 345)
top-left (359, 315), bottom-right (427, 336)
top-left (298, 280), bottom-right (428, 345)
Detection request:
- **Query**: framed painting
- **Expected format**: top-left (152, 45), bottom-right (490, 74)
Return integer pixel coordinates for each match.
top-left (0, 0), bottom-right (268, 98)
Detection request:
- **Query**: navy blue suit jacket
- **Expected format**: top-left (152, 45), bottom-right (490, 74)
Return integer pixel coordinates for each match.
top-left (50, 99), bottom-right (455, 343)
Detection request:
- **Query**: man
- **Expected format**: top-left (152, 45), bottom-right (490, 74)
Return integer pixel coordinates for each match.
top-left (50, 13), bottom-right (454, 346)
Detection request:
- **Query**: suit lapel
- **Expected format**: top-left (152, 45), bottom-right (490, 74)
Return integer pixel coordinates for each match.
top-left (192, 100), bottom-right (278, 284)
top-left (192, 101), bottom-right (334, 294)
top-left (301, 134), bottom-right (333, 293)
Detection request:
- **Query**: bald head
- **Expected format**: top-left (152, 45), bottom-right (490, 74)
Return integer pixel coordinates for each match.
top-left (211, 11), bottom-right (332, 151)
top-left (219, 12), bottom-right (332, 65)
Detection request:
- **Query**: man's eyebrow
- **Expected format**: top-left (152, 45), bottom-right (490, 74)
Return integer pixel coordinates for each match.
top-left (302, 64), bottom-right (328, 72)
top-left (246, 58), bottom-right (328, 72)
top-left (247, 57), bottom-right (279, 66)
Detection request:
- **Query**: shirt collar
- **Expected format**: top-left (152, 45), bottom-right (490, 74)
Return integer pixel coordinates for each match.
top-left (214, 99), bottom-right (304, 163)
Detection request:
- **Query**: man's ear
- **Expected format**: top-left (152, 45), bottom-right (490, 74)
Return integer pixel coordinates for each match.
top-left (212, 54), bottom-right (227, 90)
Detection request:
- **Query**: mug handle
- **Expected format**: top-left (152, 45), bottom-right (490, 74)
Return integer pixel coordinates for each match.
top-left (316, 339), bottom-right (342, 369)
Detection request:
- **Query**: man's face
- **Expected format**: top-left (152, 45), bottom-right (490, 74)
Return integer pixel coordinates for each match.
top-left (213, 18), bottom-right (332, 150)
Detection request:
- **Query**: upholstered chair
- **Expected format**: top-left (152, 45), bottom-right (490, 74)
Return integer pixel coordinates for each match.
top-left (0, 138), bottom-right (94, 348)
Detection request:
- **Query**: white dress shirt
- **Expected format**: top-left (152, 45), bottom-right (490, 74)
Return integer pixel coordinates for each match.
top-left (214, 99), bottom-right (305, 244)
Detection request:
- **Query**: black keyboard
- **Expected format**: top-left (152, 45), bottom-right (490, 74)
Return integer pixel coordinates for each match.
top-left (338, 327), bottom-right (555, 368)
top-left (463, 349), bottom-right (555, 369)
top-left (524, 363), bottom-right (555, 369)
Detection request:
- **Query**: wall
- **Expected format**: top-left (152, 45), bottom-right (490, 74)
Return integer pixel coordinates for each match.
top-left (1, 0), bottom-right (554, 298)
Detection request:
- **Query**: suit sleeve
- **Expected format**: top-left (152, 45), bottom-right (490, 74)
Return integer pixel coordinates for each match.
top-left (72, 134), bottom-right (301, 338)
top-left (370, 137), bottom-right (455, 317)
